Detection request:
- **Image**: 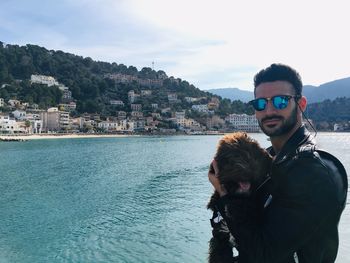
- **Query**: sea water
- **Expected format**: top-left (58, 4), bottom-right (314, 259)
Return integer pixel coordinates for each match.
top-left (0, 133), bottom-right (349, 262)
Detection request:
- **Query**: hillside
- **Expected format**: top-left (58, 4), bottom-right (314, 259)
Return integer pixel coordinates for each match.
top-left (0, 42), bottom-right (349, 132)
top-left (0, 42), bottom-right (254, 117)
top-left (307, 97), bottom-right (350, 130)
top-left (303, 78), bottom-right (350, 103)
top-left (206, 88), bottom-right (253, 103)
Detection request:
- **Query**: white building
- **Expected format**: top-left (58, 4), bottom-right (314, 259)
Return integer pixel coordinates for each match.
top-left (225, 114), bottom-right (260, 132)
top-left (131, 111), bottom-right (143, 118)
top-left (25, 113), bottom-right (42, 134)
top-left (0, 98), bottom-right (4, 107)
top-left (59, 102), bottom-right (77, 112)
top-left (128, 90), bottom-right (136, 103)
top-left (175, 111), bottom-right (186, 126)
top-left (168, 93), bottom-right (178, 102)
top-left (58, 85), bottom-right (73, 101)
top-left (117, 111), bottom-right (127, 120)
top-left (141, 90), bottom-right (152, 96)
top-left (131, 104), bottom-right (142, 111)
top-left (110, 100), bottom-right (125, 106)
top-left (184, 97), bottom-right (198, 103)
top-left (192, 104), bottom-right (209, 113)
top-left (0, 115), bottom-right (26, 134)
top-left (31, 74), bottom-right (59, 86)
top-left (12, 110), bottom-right (27, 120)
top-left (134, 119), bottom-right (145, 131)
top-left (7, 99), bottom-right (21, 107)
top-left (98, 119), bottom-right (134, 132)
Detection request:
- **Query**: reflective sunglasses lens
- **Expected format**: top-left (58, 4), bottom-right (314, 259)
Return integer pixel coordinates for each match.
top-left (253, 98), bottom-right (267, 111)
top-left (272, 96), bottom-right (289, 110)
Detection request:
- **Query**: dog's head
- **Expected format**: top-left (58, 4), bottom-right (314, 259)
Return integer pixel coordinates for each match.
top-left (214, 132), bottom-right (272, 195)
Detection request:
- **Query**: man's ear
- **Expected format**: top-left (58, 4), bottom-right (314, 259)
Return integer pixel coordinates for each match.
top-left (297, 96), bottom-right (307, 112)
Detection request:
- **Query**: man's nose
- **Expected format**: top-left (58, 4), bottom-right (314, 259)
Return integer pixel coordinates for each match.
top-left (264, 100), bottom-right (276, 113)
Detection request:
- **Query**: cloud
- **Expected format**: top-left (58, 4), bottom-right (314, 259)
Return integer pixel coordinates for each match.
top-left (1, 0), bottom-right (350, 91)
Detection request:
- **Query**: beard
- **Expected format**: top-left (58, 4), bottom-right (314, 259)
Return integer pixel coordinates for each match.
top-left (258, 105), bottom-right (298, 137)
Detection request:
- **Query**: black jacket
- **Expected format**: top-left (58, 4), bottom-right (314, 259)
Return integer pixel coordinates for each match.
top-left (216, 126), bottom-right (348, 263)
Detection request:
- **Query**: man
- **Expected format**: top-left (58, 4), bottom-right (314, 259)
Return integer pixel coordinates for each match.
top-left (208, 63), bottom-right (348, 263)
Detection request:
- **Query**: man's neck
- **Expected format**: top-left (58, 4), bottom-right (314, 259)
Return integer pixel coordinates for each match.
top-left (270, 124), bottom-right (302, 155)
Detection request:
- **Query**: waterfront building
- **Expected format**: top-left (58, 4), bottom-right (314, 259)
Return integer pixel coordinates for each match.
top-left (206, 115), bottom-right (225, 130)
top-left (225, 113), bottom-right (260, 132)
top-left (145, 118), bottom-right (159, 131)
top-left (98, 119), bottom-right (134, 132)
top-left (134, 119), bottom-right (145, 131)
top-left (0, 115), bottom-right (26, 134)
top-left (25, 113), bottom-right (43, 134)
top-left (40, 107), bottom-right (70, 132)
top-left (175, 111), bottom-right (186, 127)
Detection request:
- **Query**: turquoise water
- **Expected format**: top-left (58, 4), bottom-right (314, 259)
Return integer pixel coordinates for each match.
top-left (0, 134), bottom-right (349, 262)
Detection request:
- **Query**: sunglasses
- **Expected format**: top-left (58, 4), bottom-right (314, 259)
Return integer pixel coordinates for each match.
top-left (249, 95), bottom-right (300, 111)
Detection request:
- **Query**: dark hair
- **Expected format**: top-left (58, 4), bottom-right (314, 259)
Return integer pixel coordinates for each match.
top-left (254, 63), bottom-right (303, 95)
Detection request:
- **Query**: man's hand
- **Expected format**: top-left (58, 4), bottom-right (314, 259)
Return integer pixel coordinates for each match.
top-left (208, 159), bottom-right (228, 197)
top-left (208, 160), bottom-right (251, 196)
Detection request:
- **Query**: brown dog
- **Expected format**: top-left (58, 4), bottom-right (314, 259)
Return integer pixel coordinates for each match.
top-left (207, 132), bottom-right (272, 263)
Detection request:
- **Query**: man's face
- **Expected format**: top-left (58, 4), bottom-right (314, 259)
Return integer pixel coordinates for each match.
top-left (254, 81), bottom-right (299, 137)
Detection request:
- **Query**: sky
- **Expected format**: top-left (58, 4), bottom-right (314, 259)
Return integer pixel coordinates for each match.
top-left (1, 0), bottom-right (349, 91)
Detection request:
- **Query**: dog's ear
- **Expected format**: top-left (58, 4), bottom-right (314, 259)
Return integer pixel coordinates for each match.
top-left (207, 191), bottom-right (221, 210)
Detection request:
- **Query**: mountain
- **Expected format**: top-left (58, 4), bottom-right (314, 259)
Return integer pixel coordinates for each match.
top-left (208, 78), bottom-right (350, 103)
top-left (303, 78), bottom-right (350, 103)
top-left (206, 88), bottom-right (253, 102)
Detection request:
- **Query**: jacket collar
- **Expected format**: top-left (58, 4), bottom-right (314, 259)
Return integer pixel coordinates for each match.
top-left (268, 125), bottom-right (315, 164)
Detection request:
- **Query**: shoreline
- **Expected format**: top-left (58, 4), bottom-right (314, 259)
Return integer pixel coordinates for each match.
top-left (0, 131), bottom-right (348, 141)
top-left (0, 133), bottom-right (132, 140)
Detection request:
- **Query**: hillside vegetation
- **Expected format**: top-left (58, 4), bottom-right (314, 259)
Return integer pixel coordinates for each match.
top-left (0, 42), bottom-right (252, 117)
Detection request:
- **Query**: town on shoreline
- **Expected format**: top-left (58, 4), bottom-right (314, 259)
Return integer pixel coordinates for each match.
top-left (1, 74), bottom-right (262, 137)
top-left (1, 74), bottom-right (347, 138)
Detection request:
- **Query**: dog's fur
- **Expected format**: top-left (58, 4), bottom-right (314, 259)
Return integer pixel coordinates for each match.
top-left (207, 132), bottom-right (272, 263)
